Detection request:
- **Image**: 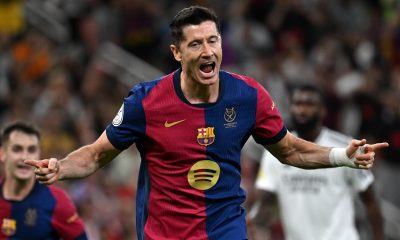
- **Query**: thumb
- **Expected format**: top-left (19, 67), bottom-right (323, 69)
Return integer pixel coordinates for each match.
top-left (347, 139), bottom-right (366, 158)
top-left (47, 158), bottom-right (58, 171)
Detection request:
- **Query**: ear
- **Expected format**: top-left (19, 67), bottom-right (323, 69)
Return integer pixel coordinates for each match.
top-left (170, 44), bottom-right (182, 62)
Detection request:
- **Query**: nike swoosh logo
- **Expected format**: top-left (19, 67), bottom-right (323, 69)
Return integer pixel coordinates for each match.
top-left (164, 119), bottom-right (186, 128)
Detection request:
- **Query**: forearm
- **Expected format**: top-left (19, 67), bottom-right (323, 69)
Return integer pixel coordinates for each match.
top-left (58, 145), bottom-right (102, 180)
top-left (58, 133), bottom-right (120, 180)
top-left (266, 133), bottom-right (332, 169)
top-left (26, 131), bottom-right (120, 185)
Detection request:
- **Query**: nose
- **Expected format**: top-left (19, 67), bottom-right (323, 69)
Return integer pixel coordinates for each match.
top-left (291, 103), bottom-right (307, 115)
top-left (21, 151), bottom-right (30, 160)
top-left (21, 149), bottom-right (35, 161)
top-left (202, 43), bottom-right (214, 57)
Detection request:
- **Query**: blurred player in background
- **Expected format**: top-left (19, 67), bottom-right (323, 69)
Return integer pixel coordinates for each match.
top-left (25, 6), bottom-right (387, 240)
top-left (0, 121), bottom-right (87, 240)
top-left (250, 84), bottom-right (384, 240)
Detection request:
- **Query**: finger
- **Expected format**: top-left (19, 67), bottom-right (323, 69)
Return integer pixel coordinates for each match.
top-left (355, 152), bottom-right (375, 161)
top-left (354, 158), bottom-right (374, 165)
top-left (35, 167), bottom-right (54, 175)
top-left (48, 158), bottom-right (58, 171)
top-left (24, 159), bottom-right (42, 168)
top-left (358, 162), bottom-right (373, 169)
top-left (37, 173), bottom-right (58, 185)
top-left (367, 142), bottom-right (389, 151)
top-left (38, 178), bottom-right (57, 185)
top-left (36, 172), bottom-right (56, 181)
top-left (353, 139), bottom-right (367, 147)
top-left (347, 139), bottom-right (367, 157)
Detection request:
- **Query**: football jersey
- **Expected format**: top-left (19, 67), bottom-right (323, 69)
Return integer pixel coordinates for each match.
top-left (0, 181), bottom-right (87, 240)
top-left (106, 69), bottom-right (286, 240)
top-left (256, 128), bottom-right (374, 240)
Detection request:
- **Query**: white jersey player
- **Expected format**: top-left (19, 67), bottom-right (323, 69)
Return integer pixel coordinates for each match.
top-left (250, 84), bottom-right (383, 240)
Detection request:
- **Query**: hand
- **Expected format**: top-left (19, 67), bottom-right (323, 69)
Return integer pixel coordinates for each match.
top-left (346, 139), bottom-right (389, 169)
top-left (24, 158), bottom-right (60, 185)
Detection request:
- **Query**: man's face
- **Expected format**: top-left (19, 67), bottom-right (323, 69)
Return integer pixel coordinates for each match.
top-left (290, 90), bottom-right (324, 131)
top-left (170, 20), bottom-right (222, 86)
top-left (0, 131), bottom-right (40, 181)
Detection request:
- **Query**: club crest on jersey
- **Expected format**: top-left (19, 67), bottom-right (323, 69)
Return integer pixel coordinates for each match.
top-left (187, 160), bottom-right (220, 190)
top-left (197, 127), bottom-right (215, 146)
top-left (1, 218), bottom-right (16, 236)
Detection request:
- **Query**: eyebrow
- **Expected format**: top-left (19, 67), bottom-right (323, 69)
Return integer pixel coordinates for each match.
top-left (187, 35), bottom-right (219, 44)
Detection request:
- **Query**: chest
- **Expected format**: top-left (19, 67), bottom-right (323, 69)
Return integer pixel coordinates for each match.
top-left (143, 100), bottom-right (256, 156)
top-left (1, 201), bottom-right (56, 239)
top-left (278, 167), bottom-right (348, 195)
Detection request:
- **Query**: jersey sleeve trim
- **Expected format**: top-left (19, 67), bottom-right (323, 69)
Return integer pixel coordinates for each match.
top-left (253, 126), bottom-right (287, 146)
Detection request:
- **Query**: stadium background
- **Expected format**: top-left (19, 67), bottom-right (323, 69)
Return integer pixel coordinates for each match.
top-left (0, 0), bottom-right (399, 239)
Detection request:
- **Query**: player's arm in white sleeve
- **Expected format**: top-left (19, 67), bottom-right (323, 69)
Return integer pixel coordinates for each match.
top-left (264, 131), bottom-right (388, 169)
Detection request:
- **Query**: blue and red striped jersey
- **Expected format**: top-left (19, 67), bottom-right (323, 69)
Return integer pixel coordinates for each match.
top-left (0, 181), bottom-right (87, 240)
top-left (106, 69), bottom-right (287, 240)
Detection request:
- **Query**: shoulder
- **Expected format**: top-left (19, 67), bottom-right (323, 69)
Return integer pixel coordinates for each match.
top-left (222, 71), bottom-right (261, 88)
top-left (48, 185), bottom-right (73, 203)
top-left (128, 72), bottom-right (173, 98)
top-left (222, 71), bottom-right (272, 101)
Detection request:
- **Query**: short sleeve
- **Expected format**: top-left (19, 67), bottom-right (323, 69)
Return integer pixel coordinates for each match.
top-left (345, 168), bottom-right (374, 192)
top-left (255, 150), bottom-right (281, 192)
top-left (50, 187), bottom-right (87, 240)
top-left (106, 84), bottom-right (147, 150)
top-left (251, 83), bottom-right (287, 145)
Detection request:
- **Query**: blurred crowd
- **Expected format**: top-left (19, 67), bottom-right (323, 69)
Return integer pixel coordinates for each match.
top-left (0, 0), bottom-right (399, 239)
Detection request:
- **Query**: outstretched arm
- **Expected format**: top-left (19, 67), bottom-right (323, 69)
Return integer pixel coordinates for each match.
top-left (265, 132), bottom-right (389, 169)
top-left (25, 131), bottom-right (120, 184)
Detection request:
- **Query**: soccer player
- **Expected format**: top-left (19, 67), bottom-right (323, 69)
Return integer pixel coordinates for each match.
top-left (0, 121), bottom-right (88, 240)
top-left (250, 84), bottom-right (384, 240)
top-left (25, 6), bottom-right (388, 240)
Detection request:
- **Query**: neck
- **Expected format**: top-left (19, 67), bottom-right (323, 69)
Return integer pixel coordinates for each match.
top-left (3, 178), bottom-right (35, 201)
top-left (180, 71), bottom-right (219, 104)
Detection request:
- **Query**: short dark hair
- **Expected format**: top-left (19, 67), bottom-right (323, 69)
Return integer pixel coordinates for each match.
top-left (290, 84), bottom-right (326, 105)
top-left (169, 5), bottom-right (221, 46)
top-left (0, 121), bottom-right (41, 147)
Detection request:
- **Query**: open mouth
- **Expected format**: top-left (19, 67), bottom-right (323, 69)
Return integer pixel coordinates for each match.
top-left (199, 62), bottom-right (216, 74)
top-left (17, 163), bottom-right (31, 171)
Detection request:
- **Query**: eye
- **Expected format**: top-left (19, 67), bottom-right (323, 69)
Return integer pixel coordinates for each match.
top-left (11, 146), bottom-right (22, 153)
top-left (208, 36), bottom-right (219, 44)
top-left (28, 146), bottom-right (38, 154)
top-left (189, 42), bottom-right (200, 49)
